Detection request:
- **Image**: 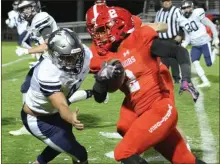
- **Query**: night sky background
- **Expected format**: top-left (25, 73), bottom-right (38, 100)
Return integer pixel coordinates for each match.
top-left (1, 0), bottom-right (147, 23)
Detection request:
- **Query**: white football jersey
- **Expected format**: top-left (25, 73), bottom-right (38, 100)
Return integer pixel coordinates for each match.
top-left (178, 8), bottom-right (211, 46)
top-left (25, 44), bottom-right (92, 114)
top-left (7, 10), bottom-right (28, 35)
top-left (27, 12), bottom-right (58, 45)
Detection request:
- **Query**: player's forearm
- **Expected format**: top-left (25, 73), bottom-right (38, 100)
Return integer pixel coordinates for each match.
top-left (145, 23), bottom-right (168, 32)
top-left (28, 43), bottom-right (48, 54)
top-left (151, 38), bottom-right (191, 81)
top-left (201, 17), bottom-right (218, 38)
top-left (58, 104), bottom-right (74, 124)
top-left (67, 90), bottom-right (93, 105)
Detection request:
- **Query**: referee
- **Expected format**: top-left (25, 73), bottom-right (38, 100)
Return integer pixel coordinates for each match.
top-left (154, 0), bottom-right (183, 83)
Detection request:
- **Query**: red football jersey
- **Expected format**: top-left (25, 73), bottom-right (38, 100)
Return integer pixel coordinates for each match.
top-left (115, 25), bottom-right (165, 115)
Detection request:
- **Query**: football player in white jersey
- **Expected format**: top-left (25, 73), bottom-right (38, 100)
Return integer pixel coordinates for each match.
top-left (21, 28), bottom-right (93, 164)
top-left (15, 0), bottom-right (58, 59)
top-left (9, 0), bottom-right (58, 136)
top-left (179, 0), bottom-right (219, 88)
top-left (5, 0), bottom-right (31, 50)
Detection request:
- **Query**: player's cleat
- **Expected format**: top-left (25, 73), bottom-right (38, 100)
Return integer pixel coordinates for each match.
top-left (179, 80), bottom-right (200, 102)
top-left (9, 126), bottom-right (31, 136)
top-left (197, 82), bottom-right (211, 88)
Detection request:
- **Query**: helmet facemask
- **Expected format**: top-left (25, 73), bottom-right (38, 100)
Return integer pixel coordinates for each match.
top-left (18, 1), bottom-right (40, 21)
top-left (94, 7), bottom-right (134, 54)
top-left (48, 29), bottom-right (86, 74)
top-left (182, 6), bottom-right (193, 18)
top-left (50, 48), bottom-right (85, 75)
top-left (86, 20), bottom-right (96, 40)
top-left (95, 17), bottom-right (130, 54)
top-left (181, 1), bottom-right (194, 18)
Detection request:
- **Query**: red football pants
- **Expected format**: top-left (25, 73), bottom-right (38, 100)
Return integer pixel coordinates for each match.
top-left (115, 98), bottom-right (174, 158)
top-left (154, 128), bottom-right (196, 163)
top-left (116, 97), bottom-right (137, 136)
top-left (115, 98), bottom-right (195, 163)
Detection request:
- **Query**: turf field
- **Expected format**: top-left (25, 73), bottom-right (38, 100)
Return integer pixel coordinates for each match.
top-left (1, 42), bottom-right (219, 163)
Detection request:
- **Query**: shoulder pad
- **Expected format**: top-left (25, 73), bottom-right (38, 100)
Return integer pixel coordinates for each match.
top-left (193, 8), bottom-right (205, 19)
top-left (137, 26), bottom-right (158, 42)
top-left (38, 59), bottom-right (61, 84)
top-left (31, 12), bottom-right (52, 30)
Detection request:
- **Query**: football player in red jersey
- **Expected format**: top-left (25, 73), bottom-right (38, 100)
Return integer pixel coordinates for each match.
top-left (92, 7), bottom-right (205, 164)
top-left (86, 0), bottom-right (168, 73)
top-left (86, 1), bottom-right (190, 150)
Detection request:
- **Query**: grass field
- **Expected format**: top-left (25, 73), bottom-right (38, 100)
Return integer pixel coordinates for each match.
top-left (1, 42), bottom-right (219, 164)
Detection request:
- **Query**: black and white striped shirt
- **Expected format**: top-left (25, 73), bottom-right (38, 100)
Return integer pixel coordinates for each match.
top-left (155, 6), bottom-right (182, 39)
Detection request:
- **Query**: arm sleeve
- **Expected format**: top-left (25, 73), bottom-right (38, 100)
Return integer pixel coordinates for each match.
top-left (67, 90), bottom-right (93, 105)
top-left (201, 17), bottom-right (218, 38)
top-left (38, 64), bottom-right (62, 97)
top-left (151, 38), bottom-right (191, 81)
top-left (38, 79), bottom-right (62, 97)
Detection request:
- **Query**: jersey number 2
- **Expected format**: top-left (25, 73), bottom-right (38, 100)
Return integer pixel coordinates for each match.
top-left (108, 9), bottom-right (118, 18)
top-left (125, 69), bottom-right (140, 93)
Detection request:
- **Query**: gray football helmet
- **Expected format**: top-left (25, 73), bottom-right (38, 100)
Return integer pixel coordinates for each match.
top-left (181, 0), bottom-right (194, 18)
top-left (48, 28), bottom-right (85, 74)
top-left (17, 0), bottom-right (41, 21)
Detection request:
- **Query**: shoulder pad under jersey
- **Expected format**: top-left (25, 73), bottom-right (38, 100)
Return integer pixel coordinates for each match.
top-left (193, 8), bottom-right (205, 20)
top-left (137, 25), bottom-right (158, 43)
top-left (38, 58), bottom-right (61, 85)
top-left (31, 12), bottom-right (54, 31)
